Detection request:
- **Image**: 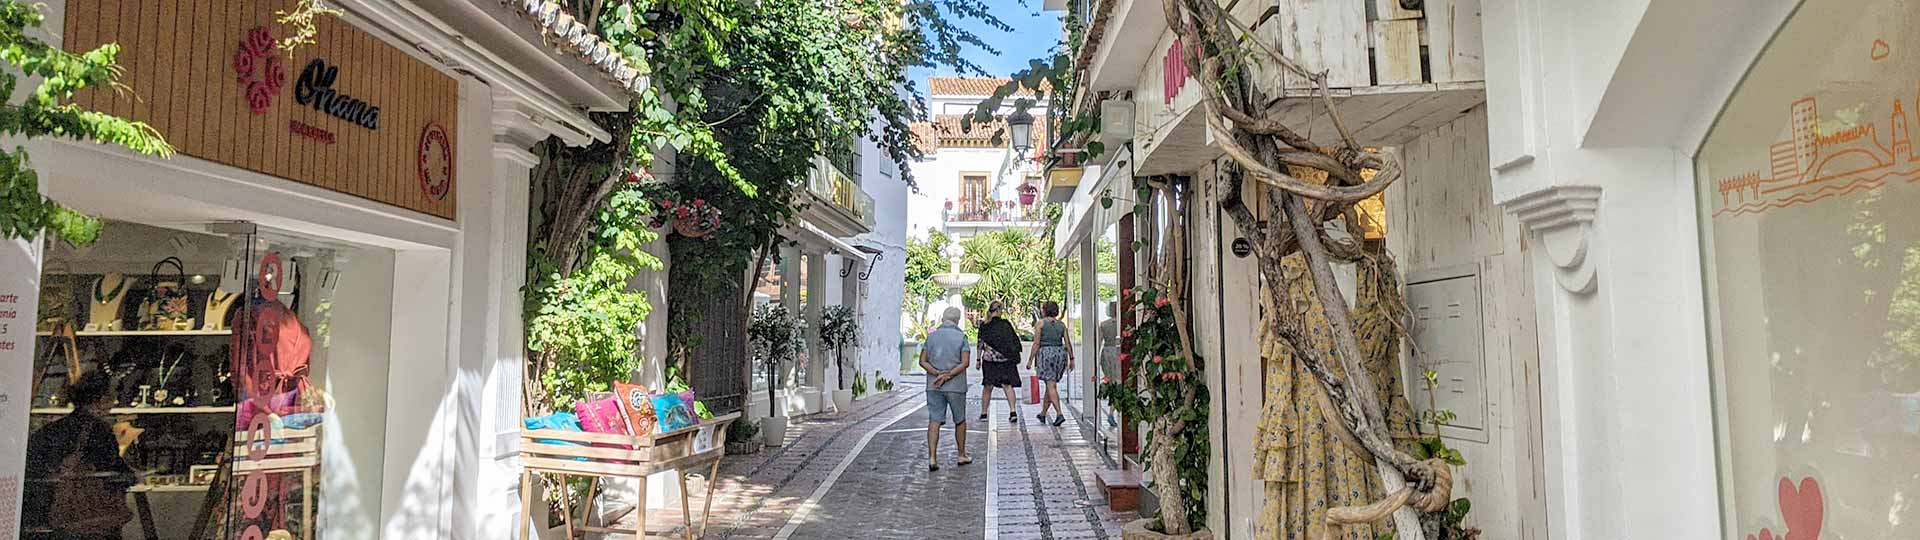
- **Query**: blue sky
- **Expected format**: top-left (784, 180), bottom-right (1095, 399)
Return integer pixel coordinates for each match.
top-left (910, 0), bottom-right (1065, 81)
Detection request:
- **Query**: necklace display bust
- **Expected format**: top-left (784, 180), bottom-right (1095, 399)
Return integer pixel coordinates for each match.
top-left (87, 273), bottom-right (129, 331)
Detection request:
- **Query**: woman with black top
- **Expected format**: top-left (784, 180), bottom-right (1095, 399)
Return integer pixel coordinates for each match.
top-left (21, 369), bottom-right (137, 540)
top-left (975, 301), bottom-right (1025, 423)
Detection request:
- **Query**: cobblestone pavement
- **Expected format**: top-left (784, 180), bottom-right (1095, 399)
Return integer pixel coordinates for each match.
top-left (625, 383), bottom-right (1133, 540)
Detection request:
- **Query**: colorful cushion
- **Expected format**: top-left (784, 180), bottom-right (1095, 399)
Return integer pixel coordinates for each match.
top-left (651, 392), bottom-right (697, 433)
top-left (614, 382), bottom-right (656, 437)
top-left (574, 393), bottom-right (630, 436)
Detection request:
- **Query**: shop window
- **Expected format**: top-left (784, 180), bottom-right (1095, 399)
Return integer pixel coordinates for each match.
top-left (20, 220), bottom-right (365, 540)
top-left (1695, 1), bottom-right (1920, 538)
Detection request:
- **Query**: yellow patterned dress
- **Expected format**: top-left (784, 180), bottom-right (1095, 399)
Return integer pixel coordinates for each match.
top-left (1252, 253), bottom-right (1419, 540)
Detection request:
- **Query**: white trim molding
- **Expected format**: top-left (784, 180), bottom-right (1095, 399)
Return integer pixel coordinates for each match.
top-left (1504, 185), bottom-right (1601, 294)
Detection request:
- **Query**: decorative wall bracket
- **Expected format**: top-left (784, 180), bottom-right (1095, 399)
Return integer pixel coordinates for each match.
top-left (1504, 185), bottom-right (1601, 295)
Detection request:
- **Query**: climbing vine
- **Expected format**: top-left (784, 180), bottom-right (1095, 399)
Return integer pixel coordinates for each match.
top-left (1099, 283), bottom-right (1210, 533)
top-left (0, 0), bottom-right (173, 244)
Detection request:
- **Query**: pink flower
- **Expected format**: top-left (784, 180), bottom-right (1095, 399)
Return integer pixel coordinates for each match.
top-left (1118, 353), bottom-right (1131, 364)
top-left (1100, 377), bottom-right (1112, 384)
top-left (1121, 288), bottom-right (1132, 299)
top-left (245, 82), bottom-right (274, 115)
top-left (1122, 329), bottom-right (1133, 339)
top-left (660, 199), bottom-right (675, 208)
top-left (1152, 355), bottom-right (1163, 364)
top-left (246, 27), bottom-right (274, 55)
top-left (232, 48), bottom-right (256, 79)
top-left (1155, 297), bottom-right (1171, 308)
top-left (263, 55), bottom-right (286, 91)
top-left (692, 199), bottom-right (706, 207)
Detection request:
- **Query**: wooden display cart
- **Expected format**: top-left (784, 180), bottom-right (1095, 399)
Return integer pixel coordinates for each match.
top-left (519, 413), bottom-right (741, 540)
top-left (227, 425), bottom-right (321, 540)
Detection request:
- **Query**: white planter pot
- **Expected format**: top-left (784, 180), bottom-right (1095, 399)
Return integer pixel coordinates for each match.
top-left (763, 416), bottom-right (788, 447)
top-left (831, 389), bottom-right (853, 411)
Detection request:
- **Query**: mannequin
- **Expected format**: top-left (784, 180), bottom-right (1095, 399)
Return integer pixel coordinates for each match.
top-left (87, 273), bottom-right (129, 331)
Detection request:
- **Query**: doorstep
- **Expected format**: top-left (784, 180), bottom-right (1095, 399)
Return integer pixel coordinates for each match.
top-left (1096, 469), bottom-right (1145, 512)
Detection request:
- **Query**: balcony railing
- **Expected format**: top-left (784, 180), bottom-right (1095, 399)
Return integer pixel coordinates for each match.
top-left (947, 198), bottom-right (1044, 224)
top-left (808, 157), bottom-right (875, 229)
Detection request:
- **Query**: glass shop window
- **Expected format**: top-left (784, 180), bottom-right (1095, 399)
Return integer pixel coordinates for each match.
top-left (1695, 1), bottom-right (1920, 538)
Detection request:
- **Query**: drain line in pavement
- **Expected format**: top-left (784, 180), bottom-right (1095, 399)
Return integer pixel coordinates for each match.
top-left (984, 409), bottom-right (1001, 540)
top-left (770, 402), bottom-right (927, 540)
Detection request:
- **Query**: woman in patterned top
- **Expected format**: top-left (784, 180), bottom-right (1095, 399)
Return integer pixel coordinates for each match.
top-left (1026, 301), bottom-right (1074, 427)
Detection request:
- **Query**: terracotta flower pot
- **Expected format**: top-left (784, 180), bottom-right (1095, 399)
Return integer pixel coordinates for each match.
top-left (1122, 519), bottom-right (1213, 540)
top-left (673, 218), bottom-right (713, 238)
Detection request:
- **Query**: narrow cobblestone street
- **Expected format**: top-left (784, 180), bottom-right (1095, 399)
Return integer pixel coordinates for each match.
top-left (629, 384), bottom-right (1132, 540)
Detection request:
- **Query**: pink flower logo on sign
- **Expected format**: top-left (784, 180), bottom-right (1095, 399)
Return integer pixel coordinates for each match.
top-left (232, 27), bottom-right (285, 115)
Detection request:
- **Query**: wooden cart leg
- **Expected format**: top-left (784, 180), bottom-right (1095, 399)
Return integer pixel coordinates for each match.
top-left (303, 468), bottom-right (315, 540)
top-left (582, 477), bottom-right (600, 528)
top-left (635, 474), bottom-right (648, 540)
top-left (135, 490), bottom-right (158, 540)
top-left (556, 473), bottom-right (576, 540)
top-left (521, 471), bottom-right (535, 540)
top-left (677, 470), bottom-right (693, 540)
top-left (698, 460), bottom-right (720, 539)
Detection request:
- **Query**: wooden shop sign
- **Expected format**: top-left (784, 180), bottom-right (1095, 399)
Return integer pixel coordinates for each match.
top-left (63, 0), bottom-right (460, 219)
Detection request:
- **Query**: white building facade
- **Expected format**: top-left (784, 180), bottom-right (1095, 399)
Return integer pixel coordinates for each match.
top-left (1484, 0), bottom-right (1920, 538)
top-left (907, 78), bottom-right (1051, 241)
top-left (0, 1), bottom-right (660, 539)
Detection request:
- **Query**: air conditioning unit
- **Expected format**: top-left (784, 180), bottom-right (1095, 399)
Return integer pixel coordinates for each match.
top-left (1097, 100), bottom-right (1134, 156)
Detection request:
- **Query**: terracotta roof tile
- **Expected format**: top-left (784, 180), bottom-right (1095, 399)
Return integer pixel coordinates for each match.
top-left (917, 114), bottom-right (1048, 156)
top-left (927, 77), bottom-right (1050, 98)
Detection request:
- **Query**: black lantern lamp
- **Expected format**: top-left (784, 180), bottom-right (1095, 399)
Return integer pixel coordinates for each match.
top-left (1005, 108), bottom-right (1035, 156)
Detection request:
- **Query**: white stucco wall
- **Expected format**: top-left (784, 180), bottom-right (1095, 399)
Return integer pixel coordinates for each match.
top-left (857, 117), bottom-right (912, 389)
top-left (1480, 1), bottom-right (1803, 539)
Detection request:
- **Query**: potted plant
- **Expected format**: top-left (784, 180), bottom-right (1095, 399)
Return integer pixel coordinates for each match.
top-left (819, 305), bottom-right (860, 411)
top-left (725, 418), bottom-right (763, 455)
top-left (649, 197), bottom-right (721, 238)
top-left (1017, 181), bottom-right (1039, 206)
top-left (749, 303), bottom-right (803, 446)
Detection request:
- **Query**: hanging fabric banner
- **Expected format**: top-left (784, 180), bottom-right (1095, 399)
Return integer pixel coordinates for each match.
top-left (0, 236), bottom-right (45, 536)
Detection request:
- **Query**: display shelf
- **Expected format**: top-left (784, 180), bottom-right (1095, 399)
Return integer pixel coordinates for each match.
top-left (36, 329), bottom-right (233, 337)
top-left (130, 484), bottom-right (212, 494)
top-left (30, 406), bottom-right (238, 415)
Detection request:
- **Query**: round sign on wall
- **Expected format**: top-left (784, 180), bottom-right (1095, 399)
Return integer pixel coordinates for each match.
top-left (418, 123), bottom-right (453, 201)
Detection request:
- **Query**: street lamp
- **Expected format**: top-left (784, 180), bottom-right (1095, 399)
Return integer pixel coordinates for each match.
top-left (1006, 108), bottom-right (1035, 156)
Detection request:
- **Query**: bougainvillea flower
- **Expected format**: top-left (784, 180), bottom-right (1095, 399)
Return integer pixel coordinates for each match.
top-left (1155, 297), bottom-right (1171, 308)
top-left (1118, 353), bottom-right (1131, 364)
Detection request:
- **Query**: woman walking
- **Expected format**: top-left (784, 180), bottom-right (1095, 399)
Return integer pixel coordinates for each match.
top-left (975, 301), bottom-right (1024, 423)
top-left (1027, 301), bottom-right (1074, 426)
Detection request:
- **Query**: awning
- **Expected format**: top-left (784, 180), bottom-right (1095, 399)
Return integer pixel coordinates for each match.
top-left (1051, 147), bottom-right (1135, 258)
top-left (784, 221), bottom-right (872, 263)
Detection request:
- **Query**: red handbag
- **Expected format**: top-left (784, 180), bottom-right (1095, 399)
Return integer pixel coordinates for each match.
top-left (51, 420), bottom-right (134, 533)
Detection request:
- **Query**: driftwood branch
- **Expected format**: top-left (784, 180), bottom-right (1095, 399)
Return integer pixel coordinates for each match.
top-left (1156, 0), bottom-right (1456, 536)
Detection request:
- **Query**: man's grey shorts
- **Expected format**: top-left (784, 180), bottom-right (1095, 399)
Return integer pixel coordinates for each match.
top-left (926, 390), bottom-right (967, 424)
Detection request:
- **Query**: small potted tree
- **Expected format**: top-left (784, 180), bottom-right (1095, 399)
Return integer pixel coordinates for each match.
top-left (819, 305), bottom-right (860, 411)
top-left (749, 303), bottom-right (802, 446)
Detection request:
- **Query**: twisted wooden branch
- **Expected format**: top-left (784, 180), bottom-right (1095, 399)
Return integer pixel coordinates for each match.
top-left (1158, 0), bottom-right (1451, 536)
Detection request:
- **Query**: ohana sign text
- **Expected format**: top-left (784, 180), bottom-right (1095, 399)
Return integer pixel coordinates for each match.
top-left (295, 59), bottom-right (381, 130)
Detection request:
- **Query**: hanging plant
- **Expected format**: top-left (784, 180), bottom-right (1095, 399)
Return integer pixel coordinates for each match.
top-left (649, 196), bottom-right (722, 239)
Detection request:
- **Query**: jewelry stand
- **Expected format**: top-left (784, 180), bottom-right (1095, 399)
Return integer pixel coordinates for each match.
top-left (88, 273), bottom-right (130, 331)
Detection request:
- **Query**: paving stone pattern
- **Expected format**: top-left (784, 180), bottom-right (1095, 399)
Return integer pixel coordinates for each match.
top-left (626, 384), bottom-right (1134, 540)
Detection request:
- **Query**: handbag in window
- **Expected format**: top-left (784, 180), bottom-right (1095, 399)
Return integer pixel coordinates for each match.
top-left (138, 256), bottom-right (193, 331)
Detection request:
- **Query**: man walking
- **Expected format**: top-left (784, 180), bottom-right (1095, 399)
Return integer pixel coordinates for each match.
top-left (920, 306), bottom-right (973, 471)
